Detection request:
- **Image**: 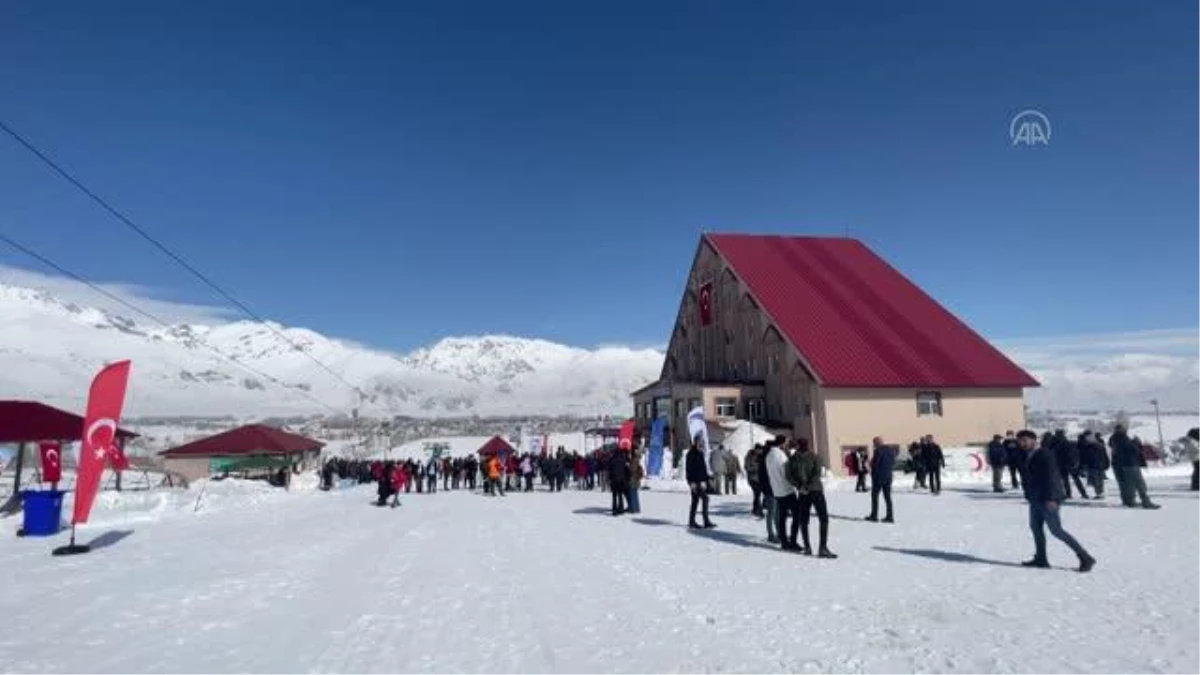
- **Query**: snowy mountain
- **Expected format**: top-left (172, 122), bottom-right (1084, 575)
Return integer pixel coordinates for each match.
top-left (0, 280), bottom-right (1195, 417)
top-left (0, 283), bottom-right (662, 417)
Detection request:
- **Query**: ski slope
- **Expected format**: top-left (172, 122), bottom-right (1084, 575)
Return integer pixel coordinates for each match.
top-left (0, 472), bottom-right (1196, 673)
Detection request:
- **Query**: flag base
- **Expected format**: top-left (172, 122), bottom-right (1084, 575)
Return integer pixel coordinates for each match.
top-left (52, 543), bottom-right (91, 556)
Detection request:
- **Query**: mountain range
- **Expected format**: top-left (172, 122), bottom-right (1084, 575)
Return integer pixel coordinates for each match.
top-left (0, 283), bottom-right (661, 417)
top-left (0, 281), bottom-right (1195, 417)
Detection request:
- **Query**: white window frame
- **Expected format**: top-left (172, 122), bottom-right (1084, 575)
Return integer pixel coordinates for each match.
top-left (714, 397), bottom-right (737, 419)
top-left (916, 391), bottom-right (943, 417)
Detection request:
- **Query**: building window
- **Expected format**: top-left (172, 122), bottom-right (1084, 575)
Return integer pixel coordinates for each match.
top-left (675, 399), bottom-right (686, 417)
top-left (654, 396), bottom-right (671, 419)
top-left (917, 392), bottom-right (943, 417)
top-left (748, 398), bottom-right (765, 420)
top-left (715, 397), bottom-right (737, 418)
top-left (768, 353), bottom-right (779, 375)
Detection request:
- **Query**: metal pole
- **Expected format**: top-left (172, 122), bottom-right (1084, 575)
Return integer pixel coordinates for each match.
top-left (1151, 399), bottom-right (1165, 457)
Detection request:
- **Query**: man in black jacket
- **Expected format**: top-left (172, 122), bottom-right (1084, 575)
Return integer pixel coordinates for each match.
top-left (685, 439), bottom-right (715, 529)
top-left (1052, 429), bottom-right (1089, 499)
top-left (1003, 430), bottom-right (1022, 490)
top-left (922, 435), bottom-right (945, 495)
top-left (608, 450), bottom-right (630, 516)
top-left (865, 437), bottom-right (895, 523)
top-left (1109, 426), bottom-right (1159, 509)
top-left (1018, 430), bottom-right (1095, 572)
top-left (987, 435), bottom-right (1007, 493)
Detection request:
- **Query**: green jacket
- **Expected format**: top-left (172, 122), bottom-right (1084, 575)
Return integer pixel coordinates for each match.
top-left (786, 451), bottom-right (823, 494)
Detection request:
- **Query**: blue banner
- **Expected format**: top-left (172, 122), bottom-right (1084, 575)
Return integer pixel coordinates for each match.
top-left (647, 418), bottom-right (665, 477)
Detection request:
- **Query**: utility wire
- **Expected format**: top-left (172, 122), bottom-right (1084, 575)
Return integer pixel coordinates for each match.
top-left (0, 119), bottom-right (377, 407)
top-left (0, 232), bottom-right (350, 417)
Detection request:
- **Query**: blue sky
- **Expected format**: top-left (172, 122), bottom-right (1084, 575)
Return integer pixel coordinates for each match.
top-left (1, 1), bottom-right (1195, 352)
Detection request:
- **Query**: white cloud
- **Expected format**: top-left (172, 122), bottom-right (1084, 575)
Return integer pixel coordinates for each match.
top-left (0, 263), bottom-right (233, 326)
top-left (995, 329), bottom-right (1199, 412)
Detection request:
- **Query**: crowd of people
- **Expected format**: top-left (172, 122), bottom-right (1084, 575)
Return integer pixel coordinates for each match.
top-left (321, 422), bottom-right (1198, 573)
top-left (983, 425), bottom-right (1181, 508)
top-left (320, 446), bottom-right (650, 511)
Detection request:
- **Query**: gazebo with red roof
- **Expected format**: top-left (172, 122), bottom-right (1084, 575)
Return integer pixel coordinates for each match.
top-left (0, 401), bottom-right (139, 513)
top-left (475, 435), bottom-right (516, 458)
top-left (631, 233), bottom-right (1040, 474)
top-left (160, 424), bottom-right (324, 486)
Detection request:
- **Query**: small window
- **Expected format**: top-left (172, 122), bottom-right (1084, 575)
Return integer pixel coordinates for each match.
top-left (768, 353), bottom-right (780, 375)
top-left (803, 403), bottom-right (812, 418)
top-left (715, 397), bottom-right (737, 418)
top-left (748, 398), bottom-right (765, 420)
top-left (917, 392), bottom-right (943, 417)
top-left (675, 399), bottom-right (686, 417)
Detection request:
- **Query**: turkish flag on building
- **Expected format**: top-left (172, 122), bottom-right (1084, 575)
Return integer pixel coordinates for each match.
top-left (74, 360), bottom-right (132, 525)
top-left (698, 281), bottom-right (714, 327)
top-left (39, 441), bottom-right (62, 485)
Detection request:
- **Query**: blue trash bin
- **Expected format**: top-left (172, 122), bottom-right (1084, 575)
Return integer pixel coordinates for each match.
top-left (20, 490), bottom-right (65, 537)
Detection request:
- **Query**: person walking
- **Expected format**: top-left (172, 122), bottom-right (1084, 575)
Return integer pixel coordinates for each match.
top-left (709, 445), bottom-right (727, 495)
top-left (390, 463), bottom-right (406, 508)
top-left (865, 436), bottom-right (895, 523)
top-left (909, 442), bottom-right (926, 490)
top-left (766, 438), bottom-right (797, 551)
top-left (1004, 430), bottom-right (1023, 490)
top-left (787, 438), bottom-right (836, 558)
top-left (744, 443), bottom-right (765, 517)
top-left (627, 448), bottom-right (644, 514)
top-left (1016, 430), bottom-right (1096, 572)
top-left (608, 447), bottom-right (630, 516)
top-left (922, 435), bottom-right (944, 495)
top-left (758, 440), bottom-right (778, 542)
top-left (723, 450), bottom-right (741, 496)
top-left (1078, 431), bottom-right (1108, 499)
top-left (987, 434), bottom-right (1007, 493)
top-left (486, 454), bottom-right (503, 496)
top-left (685, 438), bottom-right (715, 529)
top-left (1184, 428), bottom-right (1199, 491)
top-left (1052, 430), bottom-right (1089, 499)
top-left (852, 447), bottom-right (870, 493)
top-left (1109, 425), bottom-right (1159, 509)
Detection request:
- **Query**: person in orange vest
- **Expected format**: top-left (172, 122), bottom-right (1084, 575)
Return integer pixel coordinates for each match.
top-left (486, 454), bottom-right (503, 496)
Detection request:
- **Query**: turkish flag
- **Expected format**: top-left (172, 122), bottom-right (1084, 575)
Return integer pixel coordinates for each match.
top-left (698, 282), bottom-right (714, 327)
top-left (39, 441), bottom-right (62, 485)
top-left (74, 361), bottom-right (132, 525)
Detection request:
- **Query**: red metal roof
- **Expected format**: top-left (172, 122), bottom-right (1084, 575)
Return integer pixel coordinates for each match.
top-left (704, 234), bottom-right (1039, 388)
top-left (0, 400), bottom-right (138, 444)
top-left (160, 424), bottom-right (323, 457)
top-left (476, 435), bottom-right (516, 456)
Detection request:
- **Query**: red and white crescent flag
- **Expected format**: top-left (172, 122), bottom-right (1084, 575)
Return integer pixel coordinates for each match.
top-left (39, 441), bottom-right (62, 485)
top-left (74, 361), bottom-right (132, 525)
top-left (698, 282), bottom-right (713, 327)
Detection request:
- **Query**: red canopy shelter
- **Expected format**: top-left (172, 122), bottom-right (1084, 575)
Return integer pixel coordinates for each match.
top-left (160, 424), bottom-right (323, 458)
top-left (0, 401), bottom-right (139, 513)
top-left (476, 435), bottom-right (516, 457)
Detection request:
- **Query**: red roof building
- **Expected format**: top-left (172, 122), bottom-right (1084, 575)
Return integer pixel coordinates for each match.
top-left (159, 424), bottom-right (324, 483)
top-left (476, 435), bottom-right (516, 457)
top-left (632, 233), bottom-right (1038, 472)
top-left (160, 424), bottom-right (323, 458)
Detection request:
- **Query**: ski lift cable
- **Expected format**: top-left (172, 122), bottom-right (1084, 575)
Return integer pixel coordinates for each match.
top-left (0, 119), bottom-right (391, 418)
top-left (0, 232), bottom-right (348, 417)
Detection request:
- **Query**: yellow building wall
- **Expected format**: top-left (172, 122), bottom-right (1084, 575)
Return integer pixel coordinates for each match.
top-left (821, 388), bottom-right (1027, 474)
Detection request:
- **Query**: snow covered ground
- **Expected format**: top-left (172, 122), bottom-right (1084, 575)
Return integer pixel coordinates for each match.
top-left (0, 471), bottom-right (1196, 673)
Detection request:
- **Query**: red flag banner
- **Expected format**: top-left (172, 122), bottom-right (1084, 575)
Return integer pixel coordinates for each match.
top-left (107, 440), bottom-right (130, 472)
top-left (74, 360), bottom-right (132, 525)
top-left (39, 441), bottom-right (62, 485)
top-left (698, 281), bottom-right (714, 327)
top-left (618, 419), bottom-right (635, 451)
